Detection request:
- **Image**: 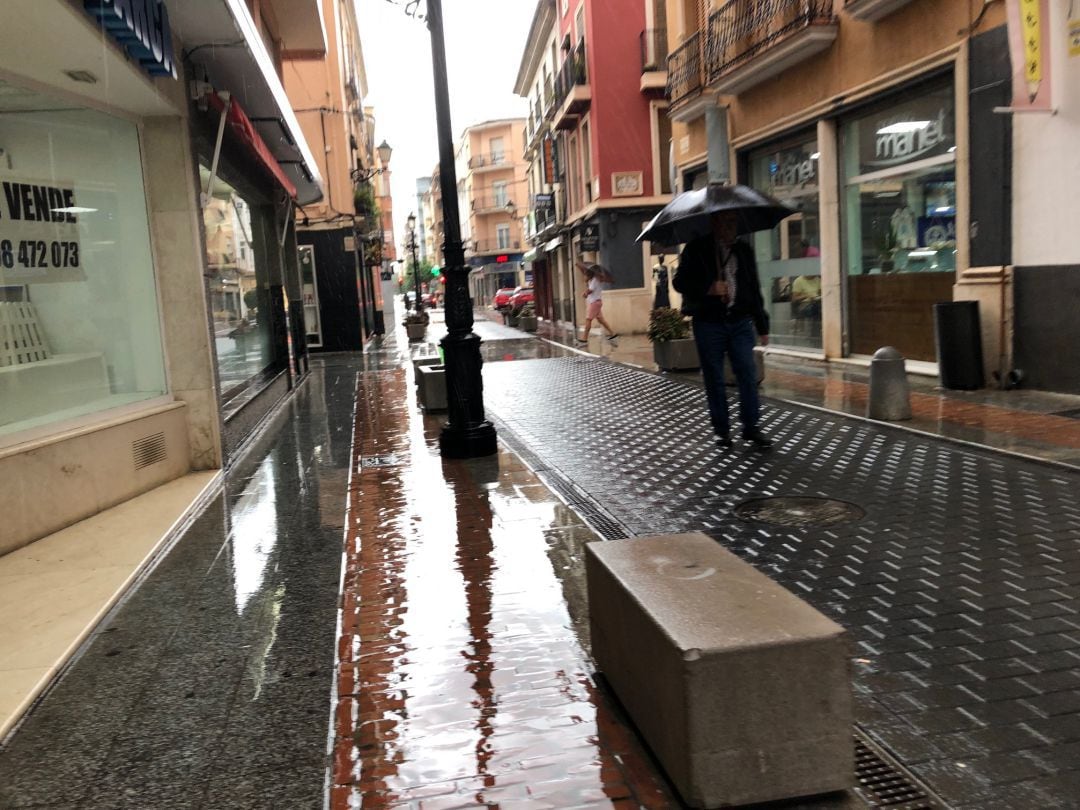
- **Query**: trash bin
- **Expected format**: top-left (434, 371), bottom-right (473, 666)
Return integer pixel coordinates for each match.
top-left (933, 301), bottom-right (984, 390)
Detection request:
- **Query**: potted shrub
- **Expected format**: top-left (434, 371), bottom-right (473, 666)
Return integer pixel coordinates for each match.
top-left (517, 302), bottom-right (538, 332)
top-left (648, 307), bottom-right (699, 371)
top-left (403, 309), bottom-right (429, 341)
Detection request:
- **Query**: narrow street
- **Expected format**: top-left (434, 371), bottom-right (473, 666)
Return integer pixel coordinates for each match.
top-left (2, 307), bottom-right (1079, 808)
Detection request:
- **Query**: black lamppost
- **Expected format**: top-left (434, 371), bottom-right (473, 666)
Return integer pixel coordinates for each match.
top-left (425, 0), bottom-right (497, 458)
top-left (406, 212), bottom-right (423, 315)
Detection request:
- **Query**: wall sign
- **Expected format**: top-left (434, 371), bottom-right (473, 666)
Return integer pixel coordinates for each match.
top-left (84, 0), bottom-right (178, 79)
top-left (611, 171), bottom-right (643, 197)
top-left (1006, 0), bottom-right (1052, 109)
top-left (579, 223), bottom-right (599, 252)
top-left (0, 177), bottom-right (85, 284)
top-left (855, 86), bottom-right (955, 173)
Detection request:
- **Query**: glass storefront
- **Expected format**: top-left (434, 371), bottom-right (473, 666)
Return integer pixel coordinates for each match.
top-left (749, 134), bottom-right (822, 350)
top-left (200, 167), bottom-right (277, 404)
top-left (0, 79), bottom-right (166, 440)
top-left (842, 79), bottom-right (956, 360)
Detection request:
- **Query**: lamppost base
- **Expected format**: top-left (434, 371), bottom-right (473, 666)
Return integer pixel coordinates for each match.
top-left (439, 421), bottom-right (498, 459)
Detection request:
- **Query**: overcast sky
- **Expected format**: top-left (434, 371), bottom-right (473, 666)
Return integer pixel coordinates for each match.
top-left (356, 0), bottom-right (534, 262)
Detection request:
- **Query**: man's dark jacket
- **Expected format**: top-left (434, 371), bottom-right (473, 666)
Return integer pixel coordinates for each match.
top-left (672, 236), bottom-right (770, 337)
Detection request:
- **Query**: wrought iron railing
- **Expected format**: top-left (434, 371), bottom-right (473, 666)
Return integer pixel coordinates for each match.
top-left (470, 239), bottom-right (521, 254)
top-left (554, 40), bottom-right (588, 109)
top-left (467, 153), bottom-right (510, 170)
top-left (471, 195), bottom-right (514, 213)
top-left (666, 32), bottom-right (702, 106)
top-left (705, 0), bottom-right (834, 82)
top-left (640, 27), bottom-right (668, 72)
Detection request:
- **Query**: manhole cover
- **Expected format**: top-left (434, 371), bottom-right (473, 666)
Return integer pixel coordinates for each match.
top-left (734, 496), bottom-right (865, 527)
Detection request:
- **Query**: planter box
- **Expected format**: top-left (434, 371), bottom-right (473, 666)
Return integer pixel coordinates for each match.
top-left (405, 322), bottom-right (426, 342)
top-left (506, 314), bottom-right (520, 328)
top-left (417, 364), bottom-right (447, 411)
top-left (653, 338), bottom-right (699, 371)
top-left (518, 314), bottom-right (538, 332)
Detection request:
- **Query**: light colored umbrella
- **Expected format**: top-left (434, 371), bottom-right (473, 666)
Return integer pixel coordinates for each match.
top-left (638, 183), bottom-right (796, 246)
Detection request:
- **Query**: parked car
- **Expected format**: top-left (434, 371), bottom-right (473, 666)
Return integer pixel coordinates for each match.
top-left (509, 286), bottom-right (534, 313)
top-left (493, 287), bottom-right (516, 311)
top-left (422, 292), bottom-right (438, 308)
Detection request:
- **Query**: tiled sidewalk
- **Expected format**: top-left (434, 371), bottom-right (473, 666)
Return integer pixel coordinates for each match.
top-left (482, 356), bottom-right (1080, 809)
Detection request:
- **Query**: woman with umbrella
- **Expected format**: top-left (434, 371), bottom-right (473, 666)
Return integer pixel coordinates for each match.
top-left (640, 184), bottom-right (793, 451)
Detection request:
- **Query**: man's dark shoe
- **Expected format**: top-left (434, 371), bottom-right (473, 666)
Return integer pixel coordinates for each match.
top-left (716, 433), bottom-right (733, 449)
top-left (744, 430), bottom-right (772, 450)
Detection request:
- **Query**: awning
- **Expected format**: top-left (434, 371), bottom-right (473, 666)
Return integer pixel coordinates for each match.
top-left (207, 92), bottom-right (297, 199)
top-left (543, 236), bottom-right (564, 252)
top-left (522, 248), bottom-right (539, 262)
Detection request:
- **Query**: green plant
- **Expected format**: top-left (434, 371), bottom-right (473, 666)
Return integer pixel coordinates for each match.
top-left (354, 182), bottom-right (378, 217)
top-left (403, 310), bottom-right (429, 326)
top-left (647, 307), bottom-right (690, 343)
top-left (518, 302), bottom-right (536, 317)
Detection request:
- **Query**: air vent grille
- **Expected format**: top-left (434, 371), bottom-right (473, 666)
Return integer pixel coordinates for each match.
top-left (133, 432), bottom-right (167, 470)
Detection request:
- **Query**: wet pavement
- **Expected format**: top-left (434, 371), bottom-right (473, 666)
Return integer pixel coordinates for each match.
top-left (3, 303), bottom-right (1080, 809)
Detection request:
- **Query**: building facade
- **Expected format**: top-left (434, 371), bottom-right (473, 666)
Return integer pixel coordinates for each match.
top-left (516, 0), bottom-right (674, 336)
top-left (0, 0), bottom-right (324, 554)
top-left (285, 0), bottom-right (390, 351)
top-left (664, 0), bottom-right (1019, 382)
top-left (459, 119), bottom-right (529, 306)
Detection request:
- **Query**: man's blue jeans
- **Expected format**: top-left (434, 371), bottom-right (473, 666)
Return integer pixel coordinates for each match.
top-left (692, 316), bottom-right (759, 438)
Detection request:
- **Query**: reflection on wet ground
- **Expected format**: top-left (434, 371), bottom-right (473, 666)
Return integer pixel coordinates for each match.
top-left (0, 364), bottom-right (356, 809)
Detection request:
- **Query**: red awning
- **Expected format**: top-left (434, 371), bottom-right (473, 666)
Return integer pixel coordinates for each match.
top-left (206, 92), bottom-right (298, 200)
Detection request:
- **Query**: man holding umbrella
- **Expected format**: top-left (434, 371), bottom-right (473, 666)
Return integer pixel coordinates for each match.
top-left (674, 210), bottom-right (771, 450)
top-left (640, 183), bottom-right (793, 451)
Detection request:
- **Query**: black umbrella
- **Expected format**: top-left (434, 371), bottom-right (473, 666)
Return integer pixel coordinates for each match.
top-left (637, 182), bottom-right (796, 246)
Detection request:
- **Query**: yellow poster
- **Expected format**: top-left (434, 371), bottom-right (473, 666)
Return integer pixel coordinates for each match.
top-left (1070, 16), bottom-right (1080, 57)
top-left (1020, 0), bottom-right (1042, 81)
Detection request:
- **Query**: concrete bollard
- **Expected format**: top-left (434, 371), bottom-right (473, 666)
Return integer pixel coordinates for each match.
top-left (867, 346), bottom-right (912, 421)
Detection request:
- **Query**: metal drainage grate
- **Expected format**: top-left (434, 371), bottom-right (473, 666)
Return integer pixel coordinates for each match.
top-left (734, 496), bottom-right (865, 528)
top-left (360, 454), bottom-right (404, 468)
top-left (854, 730), bottom-right (944, 809)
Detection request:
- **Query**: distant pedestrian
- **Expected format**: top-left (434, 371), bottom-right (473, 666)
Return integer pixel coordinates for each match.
top-left (575, 261), bottom-right (619, 344)
top-left (673, 211), bottom-right (771, 450)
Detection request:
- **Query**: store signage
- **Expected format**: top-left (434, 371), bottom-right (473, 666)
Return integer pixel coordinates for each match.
top-left (534, 193), bottom-right (555, 226)
top-left (857, 90), bottom-right (954, 173)
top-left (0, 177), bottom-right (85, 284)
top-left (542, 135), bottom-right (559, 185)
top-left (579, 223), bottom-right (599, 252)
top-left (768, 147), bottom-right (817, 192)
top-left (84, 0), bottom-right (178, 80)
top-left (1006, 0), bottom-right (1052, 109)
top-left (1071, 15), bottom-right (1080, 57)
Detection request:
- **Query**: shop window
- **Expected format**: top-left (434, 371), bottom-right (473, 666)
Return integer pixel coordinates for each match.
top-left (748, 135), bottom-right (822, 350)
top-left (200, 168), bottom-right (276, 401)
top-left (0, 79), bottom-right (166, 441)
top-left (841, 80), bottom-right (956, 361)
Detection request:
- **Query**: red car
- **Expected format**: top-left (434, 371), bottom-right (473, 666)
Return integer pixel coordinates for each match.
top-left (493, 287), bottom-right (516, 310)
top-left (509, 286), bottom-right (534, 312)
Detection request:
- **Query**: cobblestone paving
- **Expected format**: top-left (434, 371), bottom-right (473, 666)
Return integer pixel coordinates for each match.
top-left (483, 356), bottom-right (1080, 809)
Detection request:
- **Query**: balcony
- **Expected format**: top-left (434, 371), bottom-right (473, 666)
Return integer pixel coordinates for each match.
top-left (553, 41), bottom-right (590, 130)
top-left (843, 0), bottom-right (917, 22)
top-left (467, 153), bottom-right (512, 173)
top-left (705, 0), bottom-right (837, 97)
top-left (471, 195), bottom-right (515, 215)
top-left (530, 190), bottom-right (564, 238)
top-left (640, 28), bottom-right (668, 94)
top-left (468, 239), bottom-right (522, 256)
top-left (666, 32), bottom-right (709, 121)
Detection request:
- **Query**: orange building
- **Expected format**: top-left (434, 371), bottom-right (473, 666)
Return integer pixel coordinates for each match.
top-left (284, 0), bottom-right (390, 347)
top-left (458, 119), bottom-right (530, 306)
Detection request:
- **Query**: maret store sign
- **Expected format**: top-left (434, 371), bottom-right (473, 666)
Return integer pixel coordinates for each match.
top-left (84, 0), bottom-right (178, 79)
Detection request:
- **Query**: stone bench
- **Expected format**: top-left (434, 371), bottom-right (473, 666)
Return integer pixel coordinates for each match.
top-left (586, 532), bottom-right (852, 808)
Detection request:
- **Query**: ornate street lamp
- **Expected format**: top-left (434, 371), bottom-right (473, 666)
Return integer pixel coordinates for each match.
top-left (406, 211), bottom-right (423, 315)
top-left (351, 139), bottom-right (393, 183)
top-left (425, 0), bottom-right (496, 458)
